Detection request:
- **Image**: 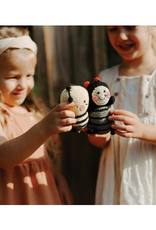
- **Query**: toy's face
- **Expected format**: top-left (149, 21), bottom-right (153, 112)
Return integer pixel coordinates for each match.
top-left (72, 88), bottom-right (89, 115)
top-left (60, 85), bottom-right (89, 115)
top-left (92, 85), bottom-right (110, 106)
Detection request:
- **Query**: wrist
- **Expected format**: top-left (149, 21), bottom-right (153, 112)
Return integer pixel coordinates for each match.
top-left (138, 122), bottom-right (148, 140)
top-left (39, 116), bottom-right (51, 139)
top-left (138, 123), bottom-right (156, 145)
top-left (139, 122), bottom-right (145, 140)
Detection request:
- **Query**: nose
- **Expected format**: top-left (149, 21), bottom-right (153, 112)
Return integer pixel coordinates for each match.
top-left (120, 32), bottom-right (128, 40)
top-left (17, 77), bottom-right (26, 89)
top-left (118, 28), bottom-right (128, 41)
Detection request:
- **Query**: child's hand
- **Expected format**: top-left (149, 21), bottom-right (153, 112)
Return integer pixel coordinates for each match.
top-left (109, 109), bottom-right (143, 139)
top-left (88, 133), bottom-right (110, 148)
top-left (43, 102), bottom-right (76, 135)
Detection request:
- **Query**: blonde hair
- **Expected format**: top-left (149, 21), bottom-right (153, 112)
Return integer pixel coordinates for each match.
top-left (0, 26), bottom-right (29, 39)
top-left (0, 26), bottom-right (61, 159)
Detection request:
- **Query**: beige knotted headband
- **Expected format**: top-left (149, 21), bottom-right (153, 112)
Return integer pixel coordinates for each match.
top-left (0, 35), bottom-right (37, 55)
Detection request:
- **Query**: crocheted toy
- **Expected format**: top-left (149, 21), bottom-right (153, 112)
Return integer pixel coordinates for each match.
top-left (60, 84), bottom-right (89, 133)
top-left (84, 77), bottom-right (115, 135)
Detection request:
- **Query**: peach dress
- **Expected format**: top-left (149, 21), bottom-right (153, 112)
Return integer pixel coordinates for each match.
top-left (0, 103), bottom-right (62, 205)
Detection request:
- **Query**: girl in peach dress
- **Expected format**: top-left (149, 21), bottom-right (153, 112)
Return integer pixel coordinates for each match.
top-left (0, 26), bottom-right (76, 205)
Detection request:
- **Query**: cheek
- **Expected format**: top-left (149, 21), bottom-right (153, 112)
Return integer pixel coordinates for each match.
top-left (92, 95), bottom-right (98, 102)
top-left (27, 78), bottom-right (34, 93)
top-left (0, 80), bottom-right (15, 94)
top-left (107, 92), bottom-right (110, 98)
top-left (79, 105), bottom-right (85, 111)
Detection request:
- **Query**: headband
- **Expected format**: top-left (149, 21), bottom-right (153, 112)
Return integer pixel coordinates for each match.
top-left (0, 35), bottom-right (37, 55)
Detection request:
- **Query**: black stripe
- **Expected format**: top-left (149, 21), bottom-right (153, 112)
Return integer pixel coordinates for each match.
top-left (96, 128), bottom-right (112, 134)
top-left (89, 114), bottom-right (110, 119)
top-left (94, 106), bottom-right (111, 112)
top-left (75, 111), bottom-right (87, 119)
top-left (89, 120), bottom-right (113, 126)
top-left (76, 116), bottom-right (88, 125)
top-left (74, 124), bottom-right (87, 129)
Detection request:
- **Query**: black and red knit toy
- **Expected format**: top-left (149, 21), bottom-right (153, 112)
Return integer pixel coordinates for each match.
top-left (84, 77), bottom-right (115, 135)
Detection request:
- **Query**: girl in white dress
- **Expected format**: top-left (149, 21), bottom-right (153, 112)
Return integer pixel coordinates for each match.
top-left (88, 26), bottom-right (156, 204)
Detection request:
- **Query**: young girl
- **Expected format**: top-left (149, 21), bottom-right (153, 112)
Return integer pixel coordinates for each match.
top-left (88, 26), bottom-right (156, 205)
top-left (0, 26), bottom-right (76, 205)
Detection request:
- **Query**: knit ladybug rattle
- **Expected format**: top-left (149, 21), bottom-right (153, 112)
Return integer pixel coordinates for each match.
top-left (84, 77), bottom-right (115, 135)
top-left (60, 84), bottom-right (89, 133)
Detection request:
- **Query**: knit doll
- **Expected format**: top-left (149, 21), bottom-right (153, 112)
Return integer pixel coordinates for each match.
top-left (60, 84), bottom-right (89, 133)
top-left (84, 77), bottom-right (115, 135)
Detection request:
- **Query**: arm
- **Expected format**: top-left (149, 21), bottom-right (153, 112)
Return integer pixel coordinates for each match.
top-left (109, 109), bottom-right (156, 145)
top-left (106, 96), bottom-right (115, 106)
top-left (0, 102), bottom-right (76, 169)
top-left (87, 133), bottom-right (111, 149)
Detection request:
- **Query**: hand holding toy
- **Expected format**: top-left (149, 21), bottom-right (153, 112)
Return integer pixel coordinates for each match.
top-left (60, 84), bottom-right (89, 133)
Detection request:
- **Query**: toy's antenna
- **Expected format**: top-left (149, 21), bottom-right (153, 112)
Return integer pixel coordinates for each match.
top-left (66, 85), bottom-right (73, 103)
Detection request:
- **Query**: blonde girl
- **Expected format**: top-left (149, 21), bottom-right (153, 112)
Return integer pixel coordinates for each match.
top-left (0, 26), bottom-right (76, 205)
top-left (88, 26), bottom-right (156, 204)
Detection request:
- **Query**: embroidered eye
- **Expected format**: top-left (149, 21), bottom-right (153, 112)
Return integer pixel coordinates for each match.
top-left (97, 92), bottom-right (100, 94)
top-left (103, 90), bottom-right (106, 93)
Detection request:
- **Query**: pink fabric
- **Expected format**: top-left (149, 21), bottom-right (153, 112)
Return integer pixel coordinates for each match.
top-left (0, 103), bottom-right (62, 205)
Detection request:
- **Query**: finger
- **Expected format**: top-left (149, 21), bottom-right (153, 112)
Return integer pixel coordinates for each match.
top-left (58, 125), bottom-right (73, 133)
top-left (59, 110), bottom-right (75, 118)
top-left (115, 130), bottom-right (134, 138)
top-left (109, 115), bottom-right (133, 125)
top-left (95, 133), bottom-right (109, 138)
top-left (111, 124), bottom-right (133, 132)
top-left (60, 118), bottom-right (76, 126)
top-left (110, 109), bottom-right (136, 118)
top-left (55, 102), bottom-right (75, 112)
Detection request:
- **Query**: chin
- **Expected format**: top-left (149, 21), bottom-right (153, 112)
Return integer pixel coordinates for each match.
top-left (13, 99), bottom-right (25, 106)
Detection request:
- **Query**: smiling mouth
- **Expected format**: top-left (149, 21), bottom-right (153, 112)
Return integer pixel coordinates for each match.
top-left (13, 93), bottom-right (23, 95)
top-left (12, 92), bottom-right (26, 96)
top-left (119, 44), bottom-right (134, 49)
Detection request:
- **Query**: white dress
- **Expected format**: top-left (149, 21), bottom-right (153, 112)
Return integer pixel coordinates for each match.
top-left (95, 65), bottom-right (156, 205)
